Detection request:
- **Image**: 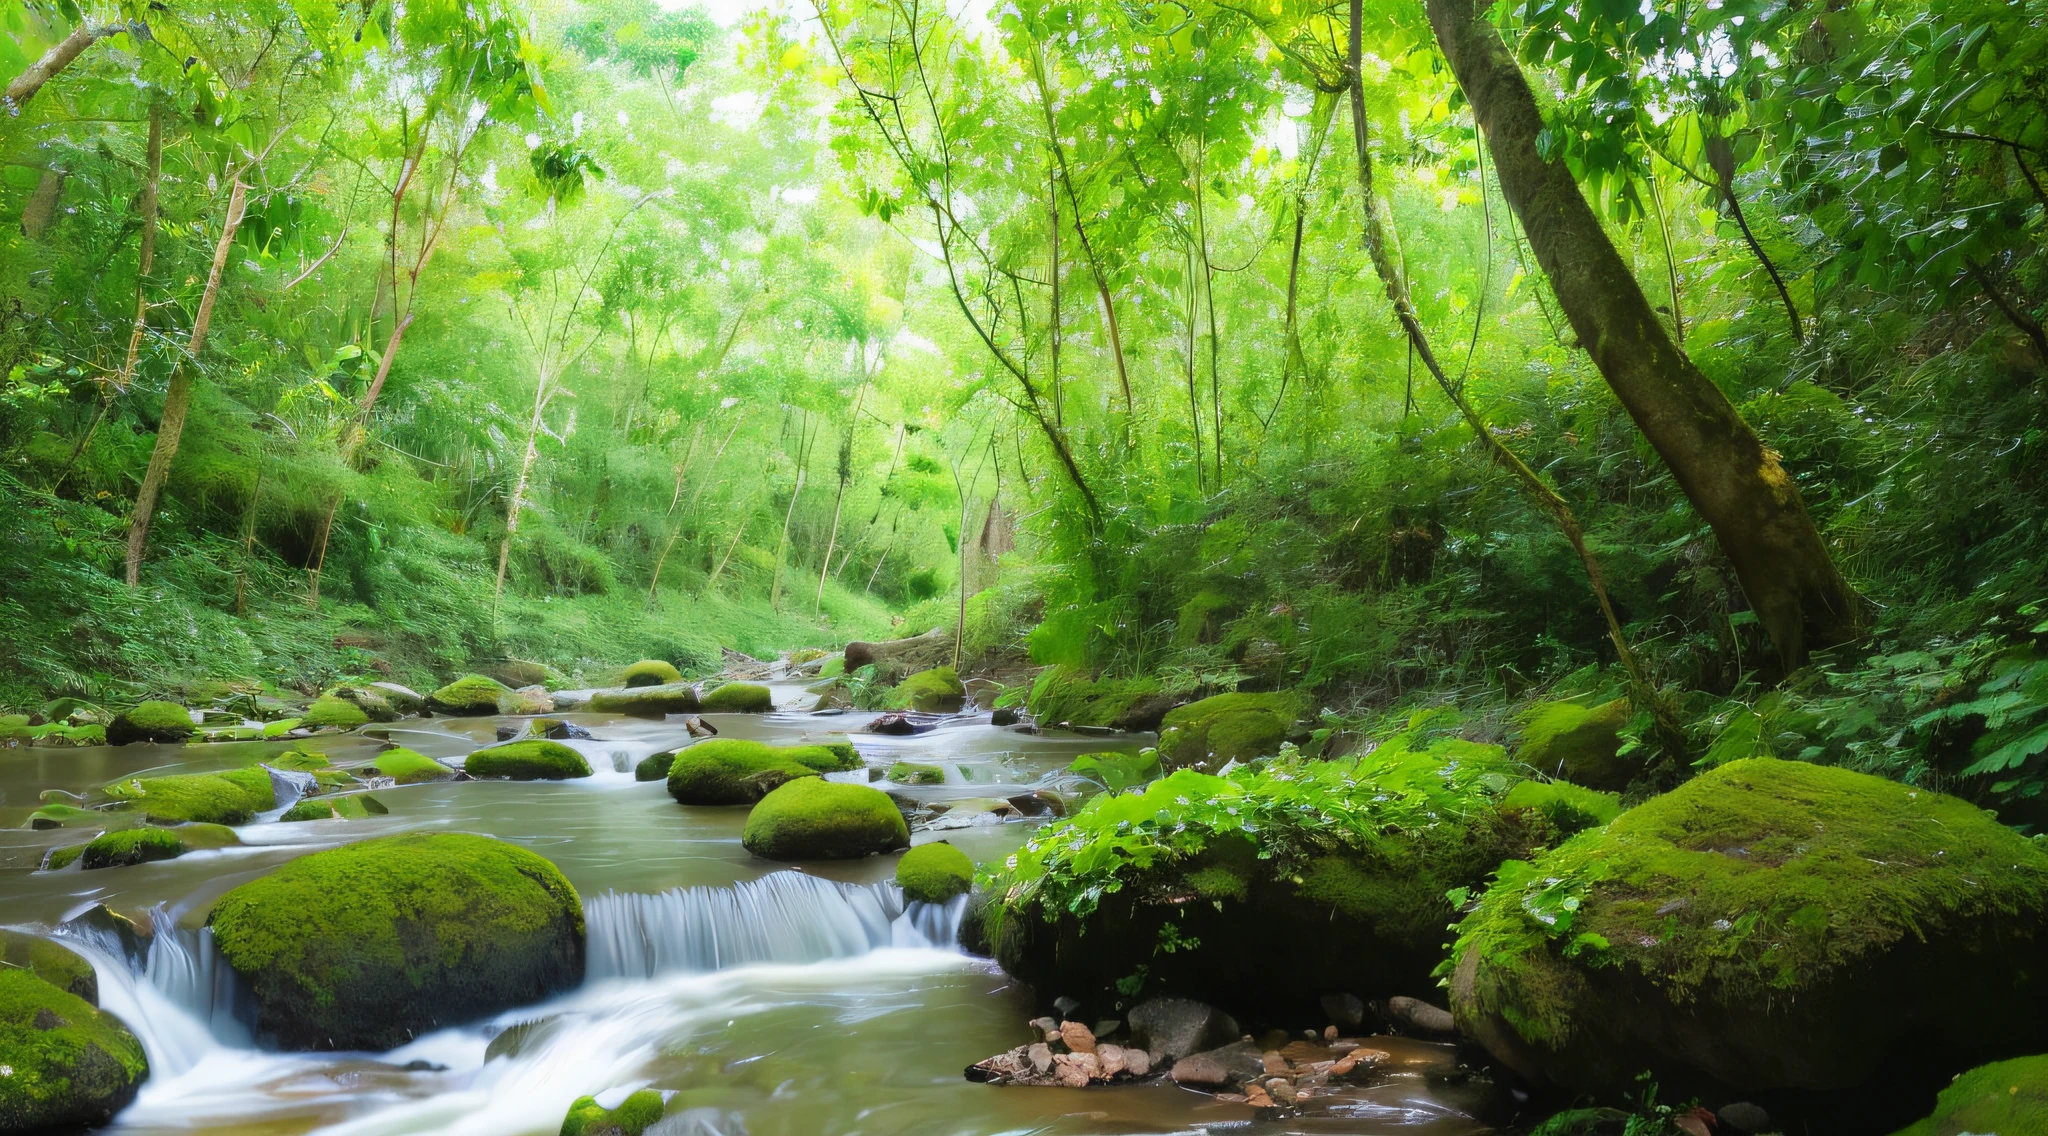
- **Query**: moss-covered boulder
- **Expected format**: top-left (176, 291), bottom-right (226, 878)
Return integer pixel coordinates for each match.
top-left (208, 832), bottom-right (585, 1050)
top-left (665, 739), bottom-right (822, 805)
top-left (303, 695), bottom-right (371, 730)
top-left (464, 739), bottom-right (592, 780)
top-left (561, 1089), bottom-right (667, 1136)
top-left (897, 842), bottom-right (974, 904)
top-left (102, 767), bottom-right (276, 824)
top-left (1155, 692), bottom-right (1305, 771)
top-left (1449, 758), bottom-right (2048, 1108)
top-left (327, 685), bottom-right (401, 722)
top-left (105, 700), bottom-right (194, 746)
top-left (741, 779), bottom-right (910, 861)
top-left (1513, 698), bottom-right (1635, 790)
top-left (623, 659), bottom-right (683, 688)
top-left (27, 802), bottom-right (100, 830)
top-left (281, 795), bottom-right (386, 821)
top-left (363, 747), bottom-right (456, 784)
top-left (0, 969), bottom-right (148, 1131)
top-left (427, 674), bottom-right (514, 716)
top-left (0, 931), bottom-right (97, 1004)
top-left (635, 750), bottom-right (678, 782)
top-left (367, 682), bottom-right (425, 716)
top-left (1026, 666), bottom-right (1171, 731)
top-left (888, 761), bottom-right (945, 785)
top-left (699, 682), bottom-right (773, 713)
top-left (588, 682), bottom-right (700, 717)
top-left (80, 827), bottom-right (185, 869)
top-left (794, 741), bottom-right (862, 771)
top-left (497, 685), bottom-right (555, 715)
top-left (1892, 1054), bottom-right (2048, 1136)
top-left (897, 667), bottom-right (966, 713)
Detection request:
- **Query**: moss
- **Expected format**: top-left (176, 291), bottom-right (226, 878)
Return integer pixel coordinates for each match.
top-left (465, 739), bottom-right (592, 780)
top-left (793, 741), bottom-right (861, 772)
top-left (208, 832), bottom-right (585, 1050)
top-left (635, 750), bottom-right (678, 782)
top-left (588, 682), bottom-right (700, 717)
top-left (105, 700), bottom-right (194, 746)
top-left (302, 696), bottom-right (370, 730)
top-left (1892, 1054), bottom-right (2048, 1136)
top-left (426, 674), bottom-right (513, 716)
top-left (623, 659), bottom-right (683, 688)
top-left (560, 1089), bottom-right (667, 1136)
top-left (32, 723), bottom-right (107, 747)
top-left (665, 739), bottom-right (820, 805)
top-left (281, 796), bottom-right (378, 821)
top-left (365, 747), bottom-right (455, 784)
top-left (1172, 591), bottom-right (1235, 647)
top-left (327, 685), bottom-right (400, 722)
top-left (262, 718), bottom-right (305, 738)
top-left (699, 682), bottom-right (773, 713)
top-left (1450, 759), bottom-right (2048, 1101)
top-left (897, 842), bottom-right (975, 903)
top-left (1155, 691), bottom-right (1305, 770)
top-left (896, 666), bottom-right (965, 713)
top-left (1514, 699), bottom-right (1635, 790)
top-left (0, 970), bottom-right (148, 1131)
top-left (102, 766), bottom-right (275, 824)
top-left (888, 761), bottom-right (945, 784)
top-left (80, 827), bottom-right (186, 869)
top-left (42, 845), bottom-right (85, 871)
top-left (1500, 779), bottom-right (1623, 833)
top-left (0, 931), bottom-right (97, 1004)
top-left (741, 778), bottom-right (910, 861)
top-left (1026, 665), bottom-right (1166, 729)
top-left (27, 802), bottom-right (100, 829)
top-left (268, 748), bottom-right (333, 772)
top-left (497, 686), bottom-right (554, 715)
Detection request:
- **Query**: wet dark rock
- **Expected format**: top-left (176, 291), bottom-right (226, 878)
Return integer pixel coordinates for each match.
top-left (864, 712), bottom-right (935, 736)
top-left (990, 707), bottom-right (1020, 727)
top-left (1128, 997), bottom-right (1240, 1063)
top-left (1385, 995), bottom-right (1457, 1038)
top-left (1321, 993), bottom-right (1367, 1032)
top-left (59, 905), bottom-right (149, 970)
top-left (1717, 1102), bottom-right (1771, 1133)
top-left (1111, 693), bottom-right (1180, 733)
top-left (1168, 1052), bottom-right (1231, 1087)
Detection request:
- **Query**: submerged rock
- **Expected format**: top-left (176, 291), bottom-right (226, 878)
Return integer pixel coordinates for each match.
top-left (0, 969), bottom-right (149, 1131)
top-left (588, 682), bottom-right (700, 717)
top-left (105, 700), bottom-right (194, 746)
top-left (897, 666), bottom-right (965, 713)
top-left (1513, 699), bottom-right (1635, 790)
top-left (1449, 758), bottom-right (2048, 1110)
top-left (464, 739), bottom-right (592, 780)
top-left (896, 842), bottom-right (974, 903)
top-left (561, 1089), bottom-right (667, 1136)
top-left (622, 659), bottom-right (683, 688)
top-left (1154, 692), bottom-right (1305, 771)
top-left (208, 833), bottom-right (585, 1050)
top-left (699, 682), bottom-right (773, 713)
top-left (426, 674), bottom-right (513, 716)
top-left (741, 778), bottom-right (910, 860)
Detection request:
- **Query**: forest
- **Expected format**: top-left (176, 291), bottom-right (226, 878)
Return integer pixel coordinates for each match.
top-left (1, 0), bottom-right (2046, 1131)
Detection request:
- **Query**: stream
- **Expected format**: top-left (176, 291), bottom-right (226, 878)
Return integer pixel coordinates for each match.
top-left (0, 681), bottom-right (1499, 1135)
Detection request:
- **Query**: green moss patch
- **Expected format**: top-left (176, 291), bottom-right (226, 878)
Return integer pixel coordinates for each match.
top-left (635, 750), bottom-right (678, 782)
top-left (897, 842), bottom-right (974, 903)
top-left (0, 969), bottom-right (148, 1130)
top-left (280, 795), bottom-right (385, 821)
top-left (1893, 1054), bottom-right (2048, 1136)
top-left (888, 761), bottom-right (945, 785)
top-left (1156, 691), bottom-right (1305, 771)
top-left (741, 778), bottom-right (910, 860)
top-left (302, 695), bottom-right (370, 730)
top-left (80, 827), bottom-right (186, 869)
top-left (589, 682), bottom-right (700, 717)
top-left (665, 739), bottom-right (821, 805)
top-left (623, 659), bottom-right (683, 688)
top-left (326, 685), bottom-right (401, 722)
top-left (426, 674), bottom-right (513, 716)
top-left (700, 682), bottom-right (773, 713)
top-left (561, 1089), bottom-right (666, 1136)
top-left (1513, 699), bottom-right (1635, 790)
top-left (465, 739), bottom-right (592, 780)
top-left (1026, 665), bottom-right (1166, 729)
top-left (102, 767), bottom-right (275, 824)
top-left (896, 666), bottom-right (965, 713)
top-left (208, 832), bottom-right (585, 1050)
top-left (0, 931), bottom-right (97, 1004)
top-left (268, 748), bottom-right (333, 772)
top-left (105, 700), bottom-right (194, 746)
top-left (27, 803), bottom-right (100, 830)
top-left (364, 747), bottom-right (455, 784)
top-left (262, 718), bottom-right (305, 738)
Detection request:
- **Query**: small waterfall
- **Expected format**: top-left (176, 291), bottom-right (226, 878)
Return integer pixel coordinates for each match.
top-left (262, 764), bottom-right (319, 816)
top-left (139, 908), bottom-right (255, 1047)
top-left (49, 906), bottom-right (253, 1076)
top-left (585, 873), bottom-right (961, 981)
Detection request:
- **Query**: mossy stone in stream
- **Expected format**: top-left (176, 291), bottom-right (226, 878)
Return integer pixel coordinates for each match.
top-left (268, 748), bottom-right (333, 772)
top-left (79, 827), bottom-right (186, 869)
top-left (1892, 1054), bottom-right (2048, 1136)
top-left (0, 969), bottom-right (148, 1131)
top-left (560, 1089), bottom-right (667, 1136)
top-left (1448, 758), bottom-right (2048, 1109)
top-left (888, 761), bottom-right (945, 785)
top-left (302, 695), bottom-right (370, 730)
top-left (741, 778), bottom-right (910, 861)
top-left (897, 842), bottom-right (974, 903)
top-left (635, 750), bottom-right (678, 782)
top-left (281, 795), bottom-right (385, 821)
top-left (326, 684), bottom-right (401, 722)
top-left (0, 931), bottom-right (98, 1004)
top-left (1155, 692), bottom-right (1305, 771)
top-left (1026, 665), bottom-right (1169, 730)
top-left (699, 682), bottom-right (773, 713)
top-left (464, 739), bottom-right (592, 780)
top-left (897, 666), bottom-right (965, 713)
top-left (426, 674), bottom-right (513, 716)
top-left (789, 741), bottom-right (861, 772)
top-left (665, 739), bottom-right (820, 805)
top-left (102, 767), bottom-right (275, 824)
top-left (589, 682), bottom-right (700, 717)
top-left (208, 832), bottom-right (585, 1051)
top-left (27, 802), bottom-right (99, 830)
top-left (1513, 699), bottom-right (1636, 790)
top-left (364, 746), bottom-right (455, 784)
top-left (622, 659), bottom-right (683, 688)
top-left (104, 700), bottom-right (194, 746)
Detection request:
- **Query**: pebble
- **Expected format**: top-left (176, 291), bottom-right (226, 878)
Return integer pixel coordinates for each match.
top-left (1266, 1077), bottom-right (1295, 1106)
top-left (1096, 1044), bottom-right (1127, 1078)
top-left (1261, 1050), bottom-right (1288, 1076)
top-left (1169, 1054), bottom-right (1230, 1087)
top-left (1123, 1048), bottom-right (1151, 1077)
top-left (1030, 1016), bottom-right (1059, 1040)
top-left (1027, 1043), bottom-right (1052, 1075)
top-left (1244, 1085), bottom-right (1274, 1108)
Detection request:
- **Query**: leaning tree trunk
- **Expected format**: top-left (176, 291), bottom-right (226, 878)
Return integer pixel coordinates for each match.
top-left (3, 22), bottom-right (125, 112)
top-left (1425, 0), bottom-right (1860, 667)
top-left (126, 179), bottom-right (249, 586)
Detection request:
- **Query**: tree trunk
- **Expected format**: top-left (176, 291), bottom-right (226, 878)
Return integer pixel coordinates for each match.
top-left (1424, 0), bottom-right (1860, 666)
top-left (20, 167), bottom-right (65, 237)
top-left (126, 179), bottom-right (249, 586)
top-left (494, 374), bottom-right (551, 604)
top-left (4, 23), bottom-right (121, 112)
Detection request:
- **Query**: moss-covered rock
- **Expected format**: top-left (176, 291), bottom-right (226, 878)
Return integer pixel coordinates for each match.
top-left (794, 741), bottom-right (862, 771)
top-left (1892, 1054), bottom-right (2048, 1136)
top-left (464, 739), bottom-right (592, 781)
top-left (634, 750), bottom-right (677, 782)
top-left (699, 682), bottom-right (773, 713)
top-left (888, 761), bottom-right (945, 785)
top-left (0, 969), bottom-right (148, 1131)
top-left (27, 802), bottom-right (100, 830)
top-left (897, 667), bottom-right (965, 713)
top-left (105, 700), bottom-right (195, 746)
top-left (208, 832), bottom-right (585, 1050)
top-left (327, 685), bottom-right (401, 722)
top-left (588, 682), bottom-right (700, 717)
top-left (303, 695), bottom-right (371, 730)
top-left (1449, 758), bottom-right (2048, 1107)
top-left (560, 1089), bottom-right (667, 1136)
top-left (623, 659), bottom-right (683, 688)
top-left (426, 674), bottom-right (514, 716)
top-left (897, 842), bottom-right (974, 904)
top-left (366, 682), bottom-right (426, 716)
top-left (364, 747), bottom-right (456, 784)
top-left (262, 717), bottom-right (305, 738)
top-left (665, 739), bottom-right (821, 805)
top-left (497, 685), bottom-right (555, 715)
top-left (281, 795), bottom-right (385, 821)
top-left (741, 779), bottom-right (910, 861)
top-left (102, 767), bottom-right (275, 824)
top-left (42, 844), bottom-right (87, 871)
top-left (30, 723), bottom-right (108, 747)
top-left (268, 747), bottom-right (333, 772)
top-left (1026, 665), bottom-right (1170, 730)
top-left (1155, 692), bottom-right (1306, 771)
top-left (80, 827), bottom-right (186, 869)
top-left (0, 931), bottom-right (98, 1004)
top-left (1513, 699), bottom-right (1635, 790)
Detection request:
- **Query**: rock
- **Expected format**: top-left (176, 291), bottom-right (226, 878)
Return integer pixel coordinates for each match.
top-left (302, 695), bottom-right (370, 730)
top-left (1060, 1020), bottom-right (1096, 1053)
top-left (588, 682), bottom-right (700, 717)
top-left (740, 779), bottom-right (910, 861)
top-left (366, 682), bottom-right (425, 715)
top-left (1055, 1054), bottom-right (1094, 1087)
top-left (1321, 993), bottom-right (1366, 1032)
top-left (560, 1088), bottom-right (666, 1136)
top-left (80, 827), bottom-right (187, 869)
top-left (327, 685), bottom-right (401, 722)
top-left (843, 627), bottom-right (950, 682)
top-left (363, 747), bottom-right (455, 784)
top-left (1513, 699), bottom-right (1636, 790)
top-left (1028, 1042), bottom-right (1053, 1074)
top-left (865, 712), bottom-right (933, 736)
top-left (896, 842), bottom-right (974, 904)
top-left (1385, 995), bottom-right (1456, 1037)
top-left (664, 739), bottom-right (834, 805)
top-left (26, 803), bottom-right (98, 830)
top-left (1671, 1115), bottom-right (1711, 1136)
top-left (209, 832), bottom-right (584, 1050)
top-left (888, 761), bottom-right (945, 784)
top-left (991, 707), bottom-right (1020, 727)
top-left (1450, 758), bottom-right (2048, 1109)
top-left (105, 700), bottom-right (194, 746)
top-left (622, 659), bottom-right (684, 688)
top-left (102, 767), bottom-right (276, 824)
top-left (1172, 1040), bottom-right (1264, 1086)
top-left (1128, 997), bottom-right (1241, 1062)
top-left (0, 932), bottom-right (97, 1005)
top-left (1026, 666), bottom-right (1169, 730)
top-left (1716, 1102), bottom-right (1770, 1133)
top-left (1891, 1056), bottom-right (2048, 1136)
top-left (0, 969), bottom-right (148, 1130)
top-left (497, 685), bottom-right (554, 715)
top-left (1030, 1016), bottom-right (1060, 1040)
top-left (699, 682), bottom-right (773, 713)
top-left (280, 796), bottom-right (386, 821)
top-left (1096, 1043), bottom-right (1128, 1077)
top-left (683, 716), bottom-right (716, 737)
top-left (1267, 1077), bottom-right (1296, 1106)
top-left (541, 719), bottom-right (594, 740)
top-left (897, 666), bottom-right (966, 713)
top-left (463, 739), bottom-right (592, 780)
top-left (1243, 1084), bottom-right (1274, 1108)
top-left (924, 797), bottom-right (1022, 829)
top-left (58, 906), bottom-right (148, 969)
top-left (478, 659), bottom-right (551, 689)
top-left (426, 674), bottom-right (513, 716)
top-left (1262, 1050), bottom-right (1288, 1076)
top-left (635, 750), bottom-right (679, 782)
top-left (1155, 692), bottom-right (1305, 771)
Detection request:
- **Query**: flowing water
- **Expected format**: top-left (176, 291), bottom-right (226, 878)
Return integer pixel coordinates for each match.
top-left (0, 681), bottom-right (1499, 1135)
